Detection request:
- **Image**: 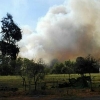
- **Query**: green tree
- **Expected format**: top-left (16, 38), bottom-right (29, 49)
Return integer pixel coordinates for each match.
top-left (62, 60), bottom-right (74, 79)
top-left (0, 55), bottom-right (11, 75)
top-left (15, 57), bottom-right (23, 75)
top-left (75, 55), bottom-right (99, 76)
top-left (32, 58), bottom-right (45, 91)
top-left (20, 58), bottom-right (45, 91)
top-left (51, 63), bottom-right (64, 74)
top-left (44, 66), bottom-right (50, 74)
top-left (85, 55), bottom-right (99, 74)
top-left (75, 55), bottom-right (100, 90)
top-left (0, 13), bottom-right (22, 60)
top-left (75, 57), bottom-right (85, 77)
top-left (85, 55), bottom-right (100, 91)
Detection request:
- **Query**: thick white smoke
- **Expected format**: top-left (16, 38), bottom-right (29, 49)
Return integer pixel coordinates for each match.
top-left (18, 0), bottom-right (100, 63)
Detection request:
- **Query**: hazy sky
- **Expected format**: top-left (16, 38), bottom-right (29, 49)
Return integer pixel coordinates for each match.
top-left (0, 0), bottom-right (66, 29)
top-left (0, 0), bottom-right (100, 63)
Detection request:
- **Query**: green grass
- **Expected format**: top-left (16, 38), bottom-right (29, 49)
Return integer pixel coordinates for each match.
top-left (0, 76), bottom-right (22, 89)
top-left (0, 73), bottom-right (99, 90)
top-left (45, 73), bottom-right (100, 89)
top-left (0, 74), bottom-right (99, 98)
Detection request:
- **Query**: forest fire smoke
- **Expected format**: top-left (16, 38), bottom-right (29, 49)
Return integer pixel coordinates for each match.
top-left (18, 0), bottom-right (100, 63)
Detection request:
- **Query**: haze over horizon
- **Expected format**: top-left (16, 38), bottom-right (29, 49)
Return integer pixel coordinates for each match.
top-left (0, 0), bottom-right (100, 63)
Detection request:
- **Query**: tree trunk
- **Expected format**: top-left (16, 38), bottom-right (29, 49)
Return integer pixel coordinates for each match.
top-left (22, 77), bottom-right (26, 91)
top-left (28, 80), bottom-right (31, 91)
top-left (34, 76), bottom-right (37, 91)
top-left (24, 79), bottom-right (26, 91)
top-left (81, 74), bottom-right (84, 77)
top-left (69, 73), bottom-right (71, 79)
top-left (34, 81), bottom-right (37, 91)
top-left (89, 73), bottom-right (93, 91)
top-left (22, 77), bottom-right (25, 86)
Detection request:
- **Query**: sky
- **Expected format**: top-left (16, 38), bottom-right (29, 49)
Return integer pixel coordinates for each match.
top-left (0, 0), bottom-right (66, 29)
top-left (0, 0), bottom-right (100, 63)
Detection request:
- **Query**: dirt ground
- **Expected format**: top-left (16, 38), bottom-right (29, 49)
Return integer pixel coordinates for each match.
top-left (0, 96), bottom-right (100, 100)
top-left (0, 96), bottom-right (75, 100)
top-left (0, 88), bottom-right (100, 100)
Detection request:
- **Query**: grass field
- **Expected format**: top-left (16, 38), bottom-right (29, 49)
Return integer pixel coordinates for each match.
top-left (45, 73), bottom-right (100, 84)
top-left (0, 73), bottom-right (100, 89)
top-left (0, 73), bottom-right (100, 86)
top-left (0, 76), bottom-right (22, 89)
top-left (0, 73), bottom-right (100, 99)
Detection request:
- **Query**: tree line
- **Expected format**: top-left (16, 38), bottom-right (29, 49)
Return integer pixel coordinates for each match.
top-left (0, 54), bottom-right (99, 90)
top-left (50, 55), bottom-right (99, 75)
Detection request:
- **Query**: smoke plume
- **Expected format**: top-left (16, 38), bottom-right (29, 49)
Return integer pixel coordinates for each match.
top-left (18, 0), bottom-right (100, 63)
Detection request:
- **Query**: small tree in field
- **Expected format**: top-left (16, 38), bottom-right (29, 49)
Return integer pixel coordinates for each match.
top-left (64, 60), bottom-right (74, 79)
top-left (21, 58), bottom-right (45, 91)
top-left (85, 55), bottom-right (100, 91)
top-left (51, 63), bottom-right (64, 74)
top-left (28, 58), bottom-right (45, 91)
top-left (75, 57), bottom-right (85, 77)
top-left (15, 57), bottom-right (27, 90)
top-left (75, 55), bottom-right (100, 90)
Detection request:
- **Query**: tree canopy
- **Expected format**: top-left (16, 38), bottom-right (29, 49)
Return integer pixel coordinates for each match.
top-left (75, 55), bottom-right (99, 76)
top-left (0, 13), bottom-right (22, 60)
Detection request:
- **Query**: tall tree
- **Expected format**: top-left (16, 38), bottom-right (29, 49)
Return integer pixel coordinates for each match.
top-left (75, 57), bottom-right (86, 76)
top-left (85, 55), bottom-right (99, 74)
top-left (85, 55), bottom-right (100, 91)
top-left (0, 13), bottom-right (22, 60)
top-left (75, 55), bottom-right (99, 76)
top-left (75, 55), bottom-right (100, 90)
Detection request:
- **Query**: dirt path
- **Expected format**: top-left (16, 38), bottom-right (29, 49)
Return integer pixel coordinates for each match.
top-left (0, 96), bottom-right (100, 100)
top-left (76, 96), bottom-right (100, 100)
